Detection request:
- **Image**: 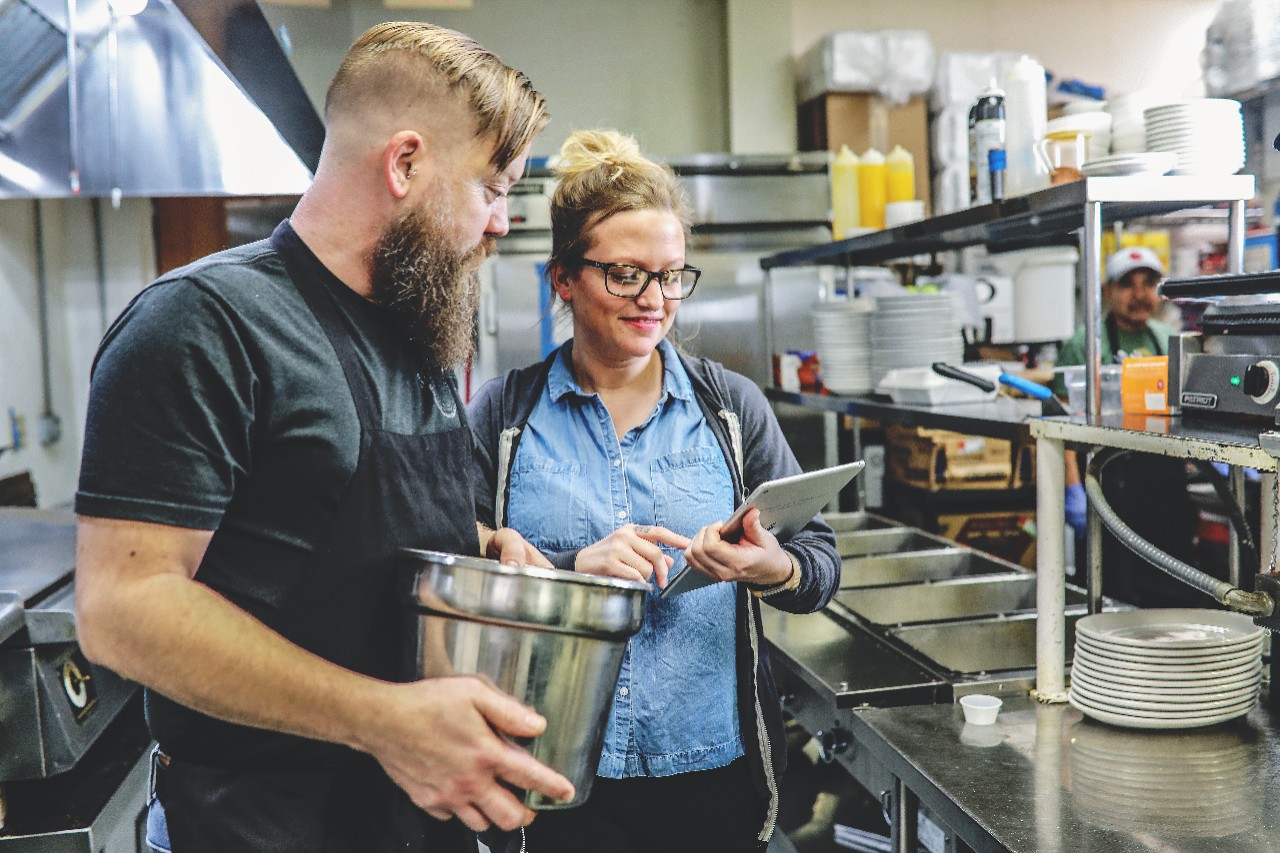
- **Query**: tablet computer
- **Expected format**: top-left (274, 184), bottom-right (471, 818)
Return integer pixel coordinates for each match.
top-left (659, 460), bottom-right (864, 599)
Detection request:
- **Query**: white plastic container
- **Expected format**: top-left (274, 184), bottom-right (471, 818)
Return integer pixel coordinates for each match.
top-left (959, 694), bottom-right (1003, 725)
top-left (1003, 56), bottom-right (1049, 196)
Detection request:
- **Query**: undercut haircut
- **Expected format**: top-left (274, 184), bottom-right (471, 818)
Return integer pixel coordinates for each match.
top-left (326, 21), bottom-right (549, 171)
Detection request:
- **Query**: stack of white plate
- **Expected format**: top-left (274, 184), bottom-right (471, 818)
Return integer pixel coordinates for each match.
top-left (1069, 608), bottom-right (1264, 730)
top-left (1080, 151), bottom-right (1178, 178)
top-left (1144, 99), bottom-right (1245, 175)
top-left (869, 293), bottom-right (962, 388)
top-left (1105, 89), bottom-right (1168, 154)
top-left (812, 300), bottom-right (874, 395)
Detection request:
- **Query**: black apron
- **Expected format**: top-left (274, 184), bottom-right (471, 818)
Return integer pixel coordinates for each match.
top-left (156, 224), bottom-right (479, 852)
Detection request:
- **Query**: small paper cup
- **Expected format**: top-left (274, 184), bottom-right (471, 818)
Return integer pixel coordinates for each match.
top-left (959, 694), bottom-right (1002, 726)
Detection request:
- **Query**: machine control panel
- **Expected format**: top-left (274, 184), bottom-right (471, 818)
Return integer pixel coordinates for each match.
top-left (1174, 346), bottom-right (1280, 422)
top-left (1243, 360), bottom-right (1280, 404)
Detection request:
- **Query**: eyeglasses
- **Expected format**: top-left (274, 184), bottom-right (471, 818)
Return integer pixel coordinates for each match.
top-left (580, 259), bottom-right (701, 300)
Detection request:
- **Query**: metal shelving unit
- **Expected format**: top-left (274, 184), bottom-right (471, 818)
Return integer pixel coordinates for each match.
top-left (761, 174), bottom-right (1260, 698)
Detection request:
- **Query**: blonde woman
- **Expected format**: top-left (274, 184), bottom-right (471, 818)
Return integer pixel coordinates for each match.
top-left (470, 130), bottom-right (840, 852)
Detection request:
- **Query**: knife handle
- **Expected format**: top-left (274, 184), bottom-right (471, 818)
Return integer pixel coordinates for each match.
top-left (931, 362), bottom-right (996, 393)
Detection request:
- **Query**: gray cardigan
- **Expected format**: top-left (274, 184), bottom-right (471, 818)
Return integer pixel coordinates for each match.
top-left (467, 342), bottom-right (841, 844)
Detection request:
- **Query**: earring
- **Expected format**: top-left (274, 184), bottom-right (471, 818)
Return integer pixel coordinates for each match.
top-left (406, 167), bottom-right (417, 179)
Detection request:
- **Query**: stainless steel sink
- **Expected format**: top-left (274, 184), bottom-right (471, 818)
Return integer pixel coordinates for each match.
top-left (887, 611), bottom-right (1086, 675)
top-left (834, 575), bottom-right (1087, 626)
top-left (840, 548), bottom-right (1025, 589)
top-left (824, 512), bottom-right (900, 534)
top-left (835, 528), bottom-right (957, 557)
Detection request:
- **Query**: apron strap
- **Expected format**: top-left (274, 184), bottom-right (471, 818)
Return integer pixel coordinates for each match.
top-left (271, 223), bottom-right (379, 429)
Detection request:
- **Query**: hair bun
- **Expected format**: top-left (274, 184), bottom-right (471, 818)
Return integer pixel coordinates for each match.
top-left (556, 129), bottom-right (644, 181)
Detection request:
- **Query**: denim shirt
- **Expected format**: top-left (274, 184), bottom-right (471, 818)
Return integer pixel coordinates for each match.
top-left (506, 340), bottom-right (743, 778)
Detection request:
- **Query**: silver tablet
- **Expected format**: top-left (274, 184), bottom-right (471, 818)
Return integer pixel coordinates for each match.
top-left (660, 460), bottom-right (864, 599)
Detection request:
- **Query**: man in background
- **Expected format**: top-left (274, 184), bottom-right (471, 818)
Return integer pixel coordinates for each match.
top-left (1057, 246), bottom-right (1198, 606)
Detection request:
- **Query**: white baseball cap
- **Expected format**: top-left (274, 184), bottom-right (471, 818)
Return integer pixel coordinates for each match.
top-left (1106, 246), bottom-right (1164, 283)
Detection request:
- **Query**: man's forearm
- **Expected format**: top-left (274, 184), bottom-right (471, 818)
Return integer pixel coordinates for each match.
top-left (76, 523), bottom-right (386, 754)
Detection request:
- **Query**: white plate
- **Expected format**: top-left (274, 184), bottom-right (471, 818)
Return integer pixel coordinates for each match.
top-left (1074, 631), bottom-right (1263, 659)
top-left (1072, 655), bottom-right (1261, 684)
top-left (1070, 681), bottom-right (1258, 713)
top-left (1076, 608), bottom-right (1263, 648)
top-left (1070, 665), bottom-right (1260, 696)
top-left (1068, 691), bottom-right (1255, 729)
top-left (1073, 644), bottom-right (1261, 671)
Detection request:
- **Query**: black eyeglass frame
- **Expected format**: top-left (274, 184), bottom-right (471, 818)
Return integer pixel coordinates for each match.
top-left (579, 258), bottom-right (702, 300)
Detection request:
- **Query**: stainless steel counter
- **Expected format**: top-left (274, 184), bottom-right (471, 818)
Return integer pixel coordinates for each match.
top-left (848, 695), bottom-right (1280, 853)
top-left (765, 389), bottom-right (1041, 443)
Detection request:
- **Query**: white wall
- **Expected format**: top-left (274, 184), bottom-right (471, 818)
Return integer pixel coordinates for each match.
top-left (0, 199), bottom-right (154, 507)
top-left (260, 0), bottom-right (731, 159)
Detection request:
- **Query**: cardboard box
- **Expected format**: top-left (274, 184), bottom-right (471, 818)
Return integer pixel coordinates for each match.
top-left (884, 424), bottom-right (1013, 491)
top-left (934, 510), bottom-right (1037, 570)
top-left (1121, 356), bottom-right (1170, 415)
top-left (798, 93), bottom-right (930, 213)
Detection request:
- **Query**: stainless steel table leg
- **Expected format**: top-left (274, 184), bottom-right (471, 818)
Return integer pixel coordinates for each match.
top-left (852, 415), bottom-right (866, 511)
top-left (1229, 465), bottom-right (1245, 588)
top-left (892, 778), bottom-right (918, 853)
top-left (1087, 455), bottom-right (1103, 615)
top-left (1036, 435), bottom-right (1068, 702)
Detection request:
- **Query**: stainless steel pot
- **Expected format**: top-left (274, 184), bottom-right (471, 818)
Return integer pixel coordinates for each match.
top-left (400, 549), bottom-right (649, 809)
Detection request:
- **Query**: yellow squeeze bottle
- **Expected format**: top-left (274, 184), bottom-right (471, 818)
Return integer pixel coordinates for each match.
top-left (831, 145), bottom-right (861, 240)
top-left (858, 148), bottom-right (887, 230)
top-left (886, 144), bottom-right (915, 202)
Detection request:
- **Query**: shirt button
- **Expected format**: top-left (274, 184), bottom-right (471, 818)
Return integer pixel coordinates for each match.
top-left (617, 510), bottom-right (627, 519)
top-left (619, 687), bottom-right (629, 697)
top-left (613, 459), bottom-right (620, 467)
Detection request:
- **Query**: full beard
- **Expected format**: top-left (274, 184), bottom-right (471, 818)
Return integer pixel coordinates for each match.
top-left (368, 205), bottom-right (494, 368)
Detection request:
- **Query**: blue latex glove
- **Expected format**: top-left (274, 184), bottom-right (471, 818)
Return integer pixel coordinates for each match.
top-left (1064, 482), bottom-right (1088, 538)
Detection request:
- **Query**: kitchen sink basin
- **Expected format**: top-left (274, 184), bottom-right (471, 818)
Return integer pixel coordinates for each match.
top-left (840, 548), bottom-right (1024, 589)
top-left (887, 611), bottom-right (1086, 675)
top-left (824, 512), bottom-right (900, 534)
top-left (834, 575), bottom-right (1087, 626)
top-left (834, 528), bottom-right (957, 557)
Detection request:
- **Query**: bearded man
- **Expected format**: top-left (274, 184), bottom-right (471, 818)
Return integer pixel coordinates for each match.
top-left (73, 22), bottom-right (572, 853)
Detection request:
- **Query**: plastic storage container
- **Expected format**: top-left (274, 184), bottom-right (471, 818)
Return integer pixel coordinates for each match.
top-left (1003, 56), bottom-right (1049, 196)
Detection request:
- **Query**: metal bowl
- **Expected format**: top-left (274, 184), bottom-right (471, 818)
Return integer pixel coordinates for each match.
top-left (400, 549), bottom-right (649, 809)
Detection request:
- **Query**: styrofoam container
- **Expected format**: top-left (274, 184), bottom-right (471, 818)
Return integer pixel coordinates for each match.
top-left (876, 364), bottom-right (1002, 405)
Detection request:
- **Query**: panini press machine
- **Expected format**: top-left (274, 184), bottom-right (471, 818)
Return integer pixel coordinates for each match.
top-left (1166, 270), bottom-right (1280, 422)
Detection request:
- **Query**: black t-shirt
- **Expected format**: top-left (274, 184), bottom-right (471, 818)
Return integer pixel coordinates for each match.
top-left (76, 223), bottom-right (462, 554)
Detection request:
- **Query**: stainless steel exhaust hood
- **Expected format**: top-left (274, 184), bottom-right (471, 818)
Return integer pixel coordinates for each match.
top-left (0, 0), bottom-right (322, 199)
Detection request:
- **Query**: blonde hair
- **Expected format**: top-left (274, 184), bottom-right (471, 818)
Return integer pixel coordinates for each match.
top-left (326, 22), bottom-right (548, 170)
top-left (548, 130), bottom-right (691, 277)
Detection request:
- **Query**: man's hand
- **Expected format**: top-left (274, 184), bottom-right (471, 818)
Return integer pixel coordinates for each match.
top-left (480, 525), bottom-right (552, 568)
top-left (362, 676), bottom-right (574, 832)
top-left (1065, 482), bottom-right (1088, 538)
top-left (684, 507), bottom-right (793, 588)
top-left (575, 524), bottom-right (690, 587)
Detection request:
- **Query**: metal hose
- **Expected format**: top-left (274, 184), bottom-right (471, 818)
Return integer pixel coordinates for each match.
top-left (1084, 448), bottom-right (1274, 617)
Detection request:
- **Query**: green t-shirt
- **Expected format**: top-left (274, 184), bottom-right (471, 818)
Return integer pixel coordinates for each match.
top-left (1054, 318), bottom-right (1175, 395)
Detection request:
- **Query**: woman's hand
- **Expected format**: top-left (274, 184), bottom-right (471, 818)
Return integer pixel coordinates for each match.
top-left (575, 524), bottom-right (691, 588)
top-left (684, 507), bottom-right (794, 587)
